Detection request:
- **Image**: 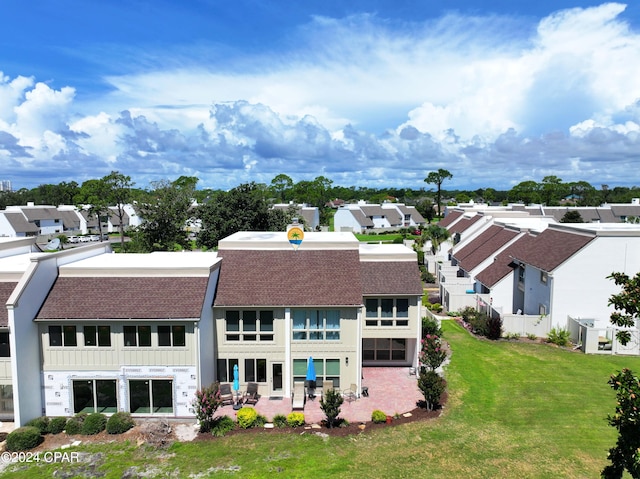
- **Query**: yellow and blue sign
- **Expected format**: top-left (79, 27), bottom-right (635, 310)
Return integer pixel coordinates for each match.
top-left (287, 226), bottom-right (304, 250)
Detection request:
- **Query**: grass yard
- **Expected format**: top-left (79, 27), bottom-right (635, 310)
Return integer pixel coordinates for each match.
top-left (7, 320), bottom-right (640, 478)
top-left (354, 233), bottom-right (405, 243)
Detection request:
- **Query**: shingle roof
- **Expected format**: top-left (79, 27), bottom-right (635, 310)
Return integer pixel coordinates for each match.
top-left (438, 210), bottom-right (463, 228)
top-left (381, 207), bottom-right (402, 226)
top-left (36, 277), bottom-right (210, 320)
top-left (0, 282), bottom-right (18, 327)
top-left (511, 228), bottom-right (595, 272)
top-left (475, 235), bottom-right (536, 288)
top-left (360, 261), bottom-right (423, 295)
top-left (58, 210), bottom-right (81, 229)
top-left (3, 213), bottom-right (39, 233)
top-left (360, 205), bottom-right (386, 217)
top-left (20, 207), bottom-right (59, 221)
top-left (454, 226), bottom-right (519, 272)
top-left (351, 209), bottom-right (374, 227)
top-left (398, 205), bottom-right (426, 224)
top-left (214, 249), bottom-right (363, 307)
top-left (449, 214), bottom-right (482, 234)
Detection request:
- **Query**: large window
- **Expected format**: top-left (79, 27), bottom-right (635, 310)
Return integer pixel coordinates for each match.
top-left (225, 310), bottom-right (274, 342)
top-left (364, 298), bottom-right (410, 327)
top-left (217, 358), bottom-right (239, 383)
top-left (158, 325), bottom-right (186, 347)
top-left (293, 358), bottom-right (340, 389)
top-left (84, 326), bottom-right (111, 347)
top-left (123, 326), bottom-right (151, 347)
top-left (292, 310), bottom-right (340, 341)
top-left (244, 358), bottom-right (267, 382)
top-left (0, 332), bottom-right (9, 357)
top-left (0, 385), bottom-right (12, 415)
top-left (129, 379), bottom-right (173, 414)
top-left (49, 325), bottom-right (77, 347)
top-left (363, 338), bottom-right (406, 361)
top-left (72, 379), bottom-right (118, 414)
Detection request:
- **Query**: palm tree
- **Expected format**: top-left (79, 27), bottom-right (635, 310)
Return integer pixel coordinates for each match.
top-left (422, 225), bottom-right (451, 255)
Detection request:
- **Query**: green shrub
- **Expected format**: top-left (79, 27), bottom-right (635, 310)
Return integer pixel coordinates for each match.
top-left (418, 370), bottom-right (446, 411)
top-left (192, 382), bottom-right (223, 433)
top-left (47, 417), bottom-right (68, 435)
top-left (273, 414), bottom-right (288, 428)
top-left (65, 416), bottom-right (84, 435)
top-left (211, 415), bottom-right (235, 437)
top-left (547, 327), bottom-right (571, 347)
top-left (106, 412), bottom-right (135, 434)
top-left (81, 413), bottom-right (107, 435)
top-left (25, 416), bottom-right (49, 435)
top-left (287, 412), bottom-right (305, 427)
top-left (422, 316), bottom-right (443, 337)
top-left (505, 332), bottom-right (520, 340)
top-left (486, 316), bottom-right (503, 340)
top-left (255, 414), bottom-right (268, 427)
top-left (6, 426), bottom-right (42, 451)
top-left (320, 388), bottom-right (343, 428)
top-left (527, 333), bottom-right (538, 341)
top-left (371, 410), bottom-right (387, 424)
top-left (237, 407), bottom-right (258, 429)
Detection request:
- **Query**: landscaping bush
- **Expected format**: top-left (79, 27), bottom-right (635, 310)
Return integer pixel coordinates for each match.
top-left (422, 316), bottom-right (443, 337)
top-left (547, 327), bottom-right (571, 347)
top-left (255, 414), bottom-right (268, 427)
top-left (420, 334), bottom-right (447, 371)
top-left (64, 416), bottom-right (84, 435)
top-left (486, 315), bottom-right (503, 340)
top-left (418, 370), bottom-right (446, 411)
top-left (25, 416), bottom-right (49, 435)
top-left (287, 412), bottom-right (305, 427)
top-left (371, 410), bottom-right (387, 424)
top-left (47, 417), bottom-right (68, 435)
top-left (237, 407), bottom-right (258, 429)
top-left (81, 413), bottom-right (107, 435)
top-left (320, 388), bottom-right (343, 428)
top-left (273, 414), bottom-right (288, 428)
top-left (6, 426), bottom-right (42, 451)
top-left (211, 415), bottom-right (235, 437)
top-left (106, 412), bottom-right (135, 434)
top-left (192, 382), bottom-right (223, 433)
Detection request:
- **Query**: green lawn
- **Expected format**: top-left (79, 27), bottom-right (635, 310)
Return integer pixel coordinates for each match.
top-left (354, 233), bottom-right (405, 243)
top-left (8, 320), bottom-right (640, 478)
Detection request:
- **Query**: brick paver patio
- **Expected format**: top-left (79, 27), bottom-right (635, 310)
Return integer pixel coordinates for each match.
top-left (216, 366), bottom-right (421, 424)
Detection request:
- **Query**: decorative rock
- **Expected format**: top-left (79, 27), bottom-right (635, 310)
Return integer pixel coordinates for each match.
top-left (264, 423), bottom-right (274, 429)
top-left (71, 440), bottom-right (82, 447)
top-left (402, 412), bottom-right (412, 418)
top-left (358, 424), bottom-right (366, 431)
top-left (310, 424), bottom-right (321, 429)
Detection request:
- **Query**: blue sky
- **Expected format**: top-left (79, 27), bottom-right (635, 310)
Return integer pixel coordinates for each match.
top-left (2, 1), bottom-right (640, 192)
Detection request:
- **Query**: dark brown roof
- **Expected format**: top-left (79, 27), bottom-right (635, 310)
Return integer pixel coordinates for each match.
top-left (0, 282), bottom-right (18, 327)
top-left (449, 214), bottom-right (482, 234)
top-left (361, 262), bottom-right (422, 295)
top-left (438, 210), bottom-right (463, 228)
top-left (511, 228), bottom-right (595, 272)
top-left (455, 226), bottom-right (519, 272)
top-left (36, 277), bottom-right (210, 320)
top-left (475, 235), bottom-right (535, 288)
top-left (214, 249), bottom-right (363, 307)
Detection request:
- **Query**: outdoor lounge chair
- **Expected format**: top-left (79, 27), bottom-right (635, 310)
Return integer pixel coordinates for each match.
top-left (219, 383), bottom-right (234, 406)
top-left (292, 381), bottom-right (305, 410)
top-left (243, 382), bottom-right (260, 405)
top-left (322, 379), bottom-right (334, 398)
top-left (343, 383), bottom-right (358, 403)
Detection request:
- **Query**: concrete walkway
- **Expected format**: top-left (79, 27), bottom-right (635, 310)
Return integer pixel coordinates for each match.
top-left (216, 366), bottom-right (421, 424)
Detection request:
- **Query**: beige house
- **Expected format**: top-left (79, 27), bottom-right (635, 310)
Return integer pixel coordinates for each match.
top-left (213, 231), bottom-right (422, 400)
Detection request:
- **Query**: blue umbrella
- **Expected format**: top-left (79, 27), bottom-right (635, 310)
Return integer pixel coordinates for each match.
top-left (233, 364), bottom-right (240, 393)
top-left (306, 357), bottom-right (316, 382)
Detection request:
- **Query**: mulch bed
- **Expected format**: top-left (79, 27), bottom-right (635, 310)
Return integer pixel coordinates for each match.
top-left (193, 392), bottom-right (448, 441)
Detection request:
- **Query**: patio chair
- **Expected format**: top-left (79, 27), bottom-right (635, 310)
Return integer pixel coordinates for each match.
top-left (292, 381), bottom-right (305, 410)
top-left (243, 382), bottom-right (260, 405)
top-left (342, 383), bottom-right (358, 403)
top-left (322, 379), bottom-right (334, 398)
top-left (219, 383), bottom-right (234, 406)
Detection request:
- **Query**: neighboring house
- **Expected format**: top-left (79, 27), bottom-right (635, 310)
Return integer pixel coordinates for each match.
top-left (212, 231), bottom-right (422, 399)
top-left (0, 212), bottom-right (40, 237)
top-left (35, 251), bottom-right (221, 420)
top-left (4, 204), bottom-right (64, 236)
top-left (334, 202), bottom-right (426, 233)
top-left (271, 203), bottom-right (320, 230)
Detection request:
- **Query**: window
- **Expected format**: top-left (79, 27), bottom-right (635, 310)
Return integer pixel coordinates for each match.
top-left (0, 332), bottom-right (9, 357)
top-left (73, 379), bottom-right (117, 414)
top-left (293, 358), bottom-right (341, 389)
top-left (225, 310), bottom-right (274, 341)
top-left (540, 271), bottom-right (548, 284)
top-left (0, 385), bottom-right (12, 415)
top-left (364, 299), bottom-right (411, 327)
top-left (217, 358), bottom-right (239, 383)
top-left (158, 325), bottom-right (186, 347)
top-left (123, 326), bottom-right (151, 347)
top-left (244, 358), bottom-right (267, 382)
top-left (48, 325), bottom-right (77, 347)
top-left (84, 326), bottom-right (111, 347)
top-left (292, 310), bottom-right (340, 341)
top-left (129, 379), bottom-right (173, 414)
top-left (518, 265), bottom-right (525, 283)
top-left (363, 338), bottom-right (406, 361)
